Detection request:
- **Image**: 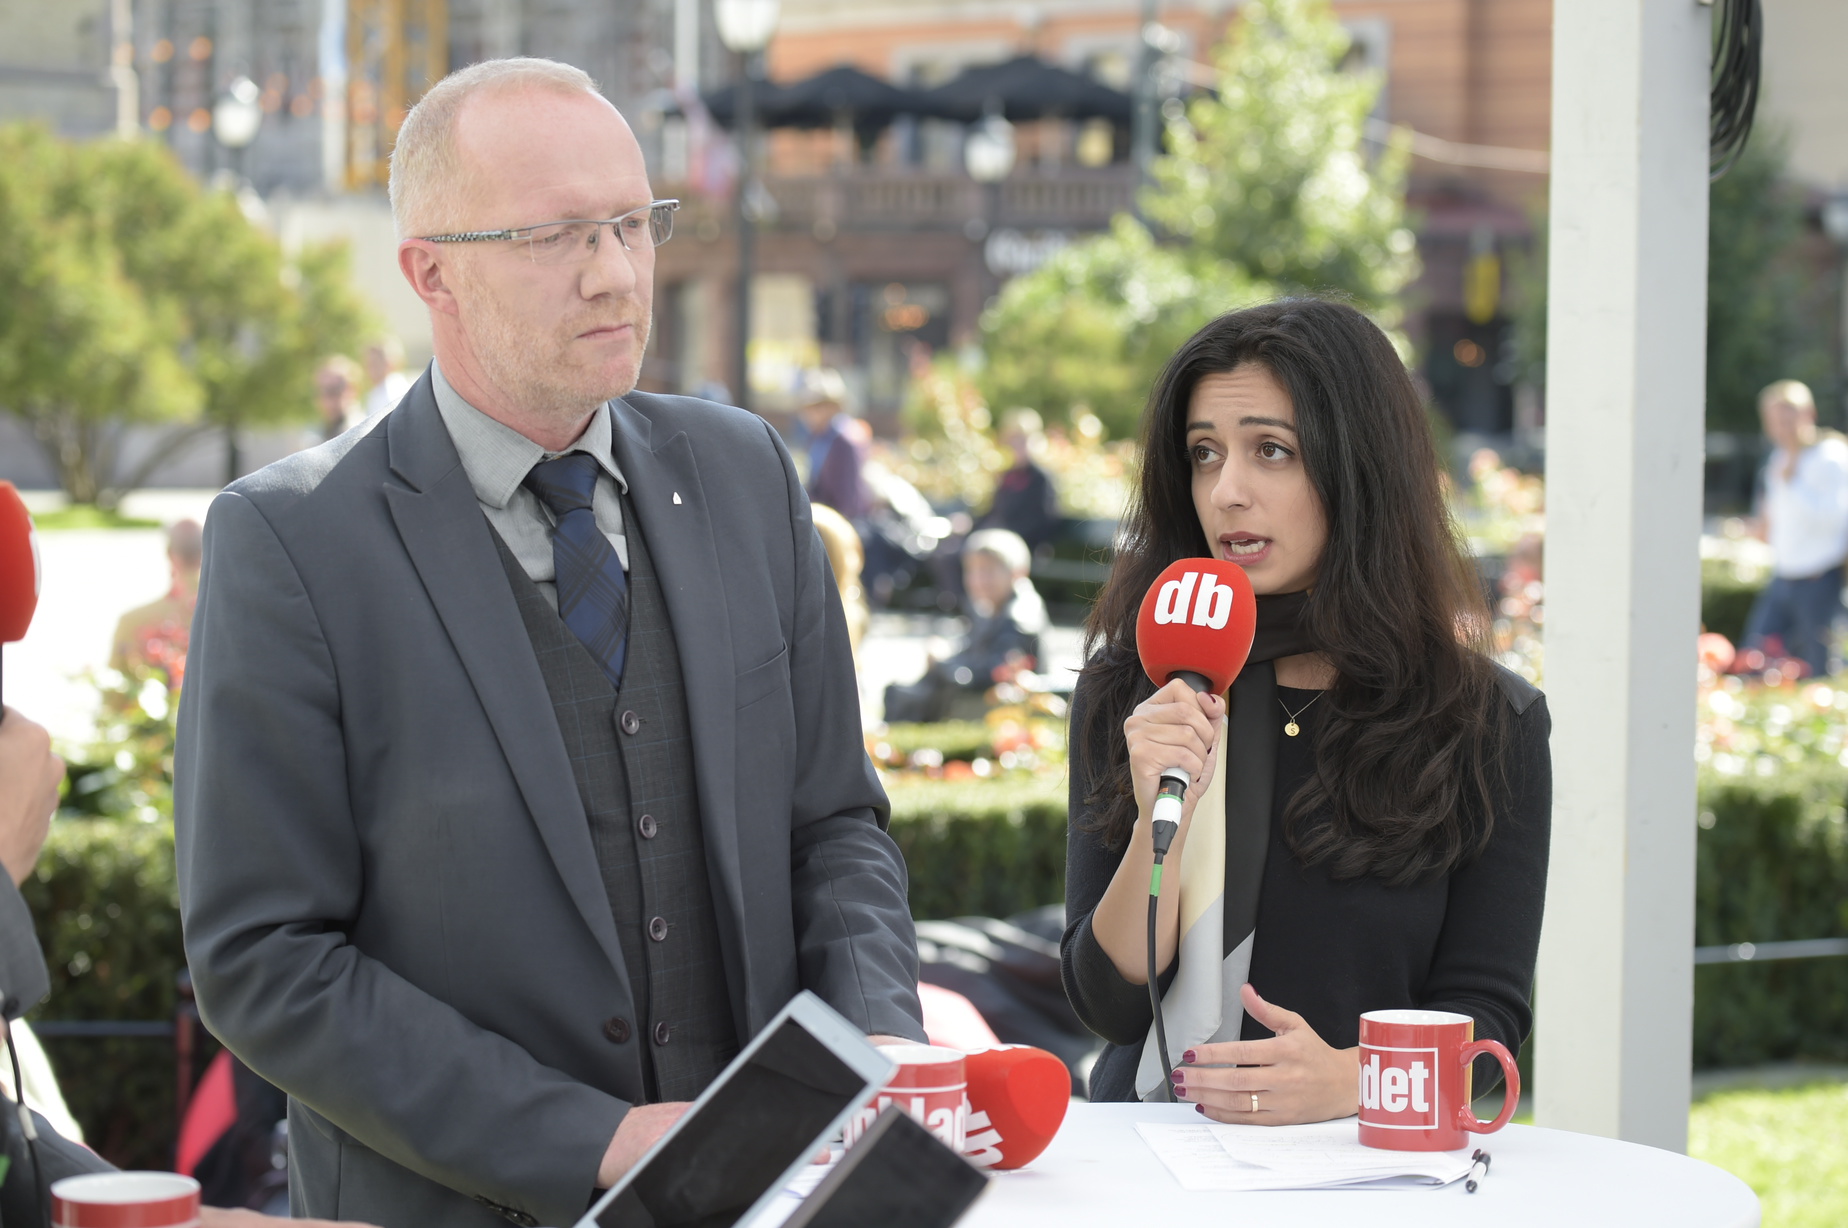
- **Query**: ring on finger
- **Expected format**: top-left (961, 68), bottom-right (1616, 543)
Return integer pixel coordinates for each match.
top-left (1250, 1092), bottom-right (1259, 1113)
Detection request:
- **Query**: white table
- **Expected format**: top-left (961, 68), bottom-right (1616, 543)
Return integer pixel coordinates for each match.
top-left (959, 1104), bottom-right (1760, 1228)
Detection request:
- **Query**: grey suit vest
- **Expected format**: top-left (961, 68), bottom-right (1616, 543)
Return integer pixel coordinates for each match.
top-left (491, 496), bottom-right (738, 1103)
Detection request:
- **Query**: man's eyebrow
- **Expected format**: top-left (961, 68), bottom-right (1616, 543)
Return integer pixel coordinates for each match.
top-left (1184, 416), bottom-right (1297, 431)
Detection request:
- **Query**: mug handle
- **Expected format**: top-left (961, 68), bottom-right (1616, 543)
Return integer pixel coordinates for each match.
top-left (1455, 1039), bottom-right (1520, 1134)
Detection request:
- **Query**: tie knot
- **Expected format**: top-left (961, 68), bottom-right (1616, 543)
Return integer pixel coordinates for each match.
top-left (524, 452), bottom-right (601, 517)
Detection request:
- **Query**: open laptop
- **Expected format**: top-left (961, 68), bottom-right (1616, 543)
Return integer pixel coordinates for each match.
top-left (573, 991), bottom-right (896, 1228)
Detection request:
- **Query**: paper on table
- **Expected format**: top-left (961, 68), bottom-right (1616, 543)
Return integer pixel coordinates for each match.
top-left (1136, 1119), bottom-right (1475, 1192)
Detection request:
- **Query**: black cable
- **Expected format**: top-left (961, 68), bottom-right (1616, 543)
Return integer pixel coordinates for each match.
top-left (1146, 772), bottom-right (1185, 1104)
top-left (1146, 887), bottom-right (1175, 1102)
top-left (1709, 0), bottom-right (1762, 181)
top-left (3, 1013), bottom-right (48, 1228)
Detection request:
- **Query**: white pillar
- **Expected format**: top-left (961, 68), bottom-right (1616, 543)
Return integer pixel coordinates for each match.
top-left (1536, 0), bottom-right (1710, 1152)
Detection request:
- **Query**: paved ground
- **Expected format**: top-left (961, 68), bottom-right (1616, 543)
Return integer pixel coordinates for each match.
top-left (11, 490), bottom-right (1086, 747)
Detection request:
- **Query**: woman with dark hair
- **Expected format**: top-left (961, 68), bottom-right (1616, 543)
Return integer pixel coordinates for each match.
top-left (1060, 298), bottom-right (1550, 1120)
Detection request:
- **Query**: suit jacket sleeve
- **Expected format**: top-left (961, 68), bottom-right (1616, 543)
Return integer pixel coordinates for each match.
top-left (175, 492), bottom-right (623, 1228)
top-left (0, 876), bottom-right (49, 1022)
top-left (768, 422), bottom-right (926, 1042)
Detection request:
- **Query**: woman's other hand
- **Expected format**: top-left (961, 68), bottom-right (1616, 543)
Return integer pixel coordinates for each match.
top-left (1124, 679), bottom-right (1225, 835)
top-left (1170, 984), bottom-right (1359, 1125)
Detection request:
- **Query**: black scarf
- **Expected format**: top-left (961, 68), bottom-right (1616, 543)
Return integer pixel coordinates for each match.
top-left (1222, 590), bottom-right (1315, 967)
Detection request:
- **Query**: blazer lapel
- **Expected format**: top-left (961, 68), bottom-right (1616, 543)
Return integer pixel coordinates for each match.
top-left (607, 397), bottom-right (749, 1014)
top-left (383, 379), bottom-right (632, 985)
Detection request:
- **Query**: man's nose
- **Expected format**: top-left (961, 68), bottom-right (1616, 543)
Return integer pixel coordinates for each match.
top-left (581, 226), bottom-right (643, 298)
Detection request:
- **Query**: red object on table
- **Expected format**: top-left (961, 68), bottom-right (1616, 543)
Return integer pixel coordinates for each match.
top-left (962, 1045), bottom-right (1070, 1170)
top-left (1357, 1009), bottom-right (1518, 1151)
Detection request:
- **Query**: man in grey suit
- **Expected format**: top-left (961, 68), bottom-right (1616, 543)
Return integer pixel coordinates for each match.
top-left (174, 58), bottom-right (925, 1228)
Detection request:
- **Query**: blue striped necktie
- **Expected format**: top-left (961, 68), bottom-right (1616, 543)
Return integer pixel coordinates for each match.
top-left (523, 452), bottom-right (628, 689)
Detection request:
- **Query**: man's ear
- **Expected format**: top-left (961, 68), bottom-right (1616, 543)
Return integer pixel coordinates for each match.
top-left (399, 241), bottom-right (461, 317)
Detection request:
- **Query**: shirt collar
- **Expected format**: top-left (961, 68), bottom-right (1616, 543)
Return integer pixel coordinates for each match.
top-left (430, 359), bottom-right (628, 509)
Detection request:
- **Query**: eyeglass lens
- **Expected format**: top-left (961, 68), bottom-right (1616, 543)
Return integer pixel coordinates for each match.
top-left (523, 204), bottom-right (676, 264)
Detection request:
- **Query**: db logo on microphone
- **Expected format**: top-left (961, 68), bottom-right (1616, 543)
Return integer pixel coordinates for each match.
top-left (1151, 571), bottom-right (1238, 630)
top-left (1358, 1048), bottom-right (1439, 1129)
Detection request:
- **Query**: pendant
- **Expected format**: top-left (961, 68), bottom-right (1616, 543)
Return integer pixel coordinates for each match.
top-left (1284, 721), bottom-right (1300, 737)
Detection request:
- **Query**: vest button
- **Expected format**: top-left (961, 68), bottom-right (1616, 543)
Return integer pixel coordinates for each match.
top-left (653, 1021), bottom-right (672, 1046)
top-left (602, 1016), bottom-right (631, 1044)
top-left (638, 813), bottom-right (658, 839)
top-left (648, 915), bottom-right (669, 942)
top-left (619, 710), bottom-right (641, 735)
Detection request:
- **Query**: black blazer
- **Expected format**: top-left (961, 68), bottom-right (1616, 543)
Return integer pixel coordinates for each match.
top-left (175, 372), bottom-right (924, 1228)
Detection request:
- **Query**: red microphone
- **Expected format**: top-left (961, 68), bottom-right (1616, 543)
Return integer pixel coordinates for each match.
top-left (960, 1046), bottom-right (1069, 1171)
top-left (1136, 557), bottom-right (1257, 697)
top-left (1132, 558), bottom-right (1258, 1098)
top-left (0, 482), bottom-right (42, 715)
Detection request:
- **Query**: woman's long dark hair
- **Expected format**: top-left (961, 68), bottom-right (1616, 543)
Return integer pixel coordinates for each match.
top-left (1076, 298), bottom-right (1510, 885)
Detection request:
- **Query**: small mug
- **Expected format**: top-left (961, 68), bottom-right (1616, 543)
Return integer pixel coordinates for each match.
top-left (52, 1172), bottom-right (201, 1228)
top-left (843, 1043), bottom-right (967, 1153)
top-left (1357, 1009), bottom-right (1519, 1152)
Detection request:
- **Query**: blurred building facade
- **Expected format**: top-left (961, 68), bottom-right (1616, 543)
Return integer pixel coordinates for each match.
top-left (644, 0), bottom-right (1558, 436)
top-left (3, 0), bottom-right (1844, 460)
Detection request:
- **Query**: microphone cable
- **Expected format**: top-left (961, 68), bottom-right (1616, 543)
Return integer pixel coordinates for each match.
top-left (2, 995), bottom-right (49, 1228)
top-left (1147, 771), bottom-right (1186, 1104)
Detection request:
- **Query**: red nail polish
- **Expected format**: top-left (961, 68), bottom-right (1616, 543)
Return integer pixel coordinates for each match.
top-left (1169, 1069), bottom-right (1184, 1083)
top-left (1195, 1103), bottom-right (1206, 1114)
top-left (1182, 1050), bottom-right (1197, 1064)
top-left (1174, 1085), bottom-right (1187, 1099)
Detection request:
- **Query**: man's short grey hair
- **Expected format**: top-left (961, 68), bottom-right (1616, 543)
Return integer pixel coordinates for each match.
top-left (390, 57), bottom-right (601, 239)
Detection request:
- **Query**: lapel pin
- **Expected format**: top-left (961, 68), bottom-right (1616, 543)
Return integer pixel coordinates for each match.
top-left (672, 492), bottom-right (683, 505)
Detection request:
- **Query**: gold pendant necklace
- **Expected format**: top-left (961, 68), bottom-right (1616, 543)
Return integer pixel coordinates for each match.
top-left (1277, 691), bottom-right (1324, 737)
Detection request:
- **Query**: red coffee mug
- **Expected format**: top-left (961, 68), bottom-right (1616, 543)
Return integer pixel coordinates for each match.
top-left (51, 1172), bottom-right (201, 1228)
top-left (1357, 1009), bottom-right (1519, 1152)
top-left (843, 1043), bottom-right (967, 1152)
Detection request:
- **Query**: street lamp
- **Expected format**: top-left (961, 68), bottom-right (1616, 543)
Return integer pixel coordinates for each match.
top-left (717, 0), bottom-right (779, 413)
top-left (213, 75), bottom-right (263, 484)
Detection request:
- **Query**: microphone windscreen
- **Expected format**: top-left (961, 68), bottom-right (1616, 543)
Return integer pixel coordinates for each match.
top-left (0, 482), bottom-right (39, 644)
top-left (961, 1046), bottom-right (1068, 1171)
top-left (1135, 557), bottom-right (1257, 694)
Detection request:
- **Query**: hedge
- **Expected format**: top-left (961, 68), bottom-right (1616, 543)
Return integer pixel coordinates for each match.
top-left (887, 775), bottom-right (1067, 921)
top-left (21, 817), bottom-right (186, 1170)
top-left (1701, 563), bottom-right (1765, 645)
top-left (1693, 766), bottom-right (1848, 1067)
top-left (26, 752), bottom-right (1848, 1169)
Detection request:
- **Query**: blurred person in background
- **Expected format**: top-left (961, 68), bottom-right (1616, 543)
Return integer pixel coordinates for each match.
top-left (1745, 378), bottom-right (1848, 677)
top-left (882, 529), bottom-right (1045, 722)
top-left (0, 707), bottom-right (372, 1228)
top-left (110, 519), bottom-right (203, 677)
top-left (796, 367), bottom-right (871, 521)
top-left (977, 408), bottom-right (1061, 555)
top-left (314, 355), bottom-right (366, 441)
top-left (812, 502), bottom-right (869, 658)
top-left (361, 335), bottom-right (415, 421)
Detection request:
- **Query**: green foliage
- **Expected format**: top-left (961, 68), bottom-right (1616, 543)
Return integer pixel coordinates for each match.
top-left (881, 722), bottom-right (997, 765)
top-left (1509, 128), bottom-right (1838, 432)
top-left (977, 0), bottom-right (1414, 437)
top-left (1690, 1080), bottom-right (1848, 1228)
top-left (888, 776), bottom-right (1067, 921)
top-left (1702, 559), bottom-right (1766, 644)
top-left (977, 216), bottom-right (1272, 438)
top-left (0, 124), bottom-right (375, 508)
top-left (1141, 0), bottom-right (1417, 312)
top-left (1693, 767), bottom-right (1848, 1069)
top-left (1706, 131), bottom-right (1838, 432)
top-left (21, 818), bottom-right (184, 1170)
top-left (28, 506), bottom-right (161, 530)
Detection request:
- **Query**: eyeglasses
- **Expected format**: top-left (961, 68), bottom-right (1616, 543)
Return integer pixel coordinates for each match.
top-left (421, 199), bottom-right (680, 264)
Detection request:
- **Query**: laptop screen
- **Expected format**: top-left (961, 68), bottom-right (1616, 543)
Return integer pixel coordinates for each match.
top-left (590, 1015), bottom-right (873, 1228)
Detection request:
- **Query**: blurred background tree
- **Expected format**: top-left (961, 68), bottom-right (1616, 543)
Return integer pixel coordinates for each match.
top-left (0, 124), bottom-right (374, 510)
top-left (1507, 128), bottom-right (1838, 435)
top-left (976, 0), bottom-right (1415, 438)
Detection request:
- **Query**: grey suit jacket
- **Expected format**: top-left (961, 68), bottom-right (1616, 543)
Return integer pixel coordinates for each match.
top-left (174, 373), bottom-right (925, 1228)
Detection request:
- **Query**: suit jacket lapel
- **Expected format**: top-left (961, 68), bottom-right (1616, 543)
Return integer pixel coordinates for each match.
top-left (382, 378), bottom-right (632, 985)
top-left (607, 397), bottom-right (749, 1014)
